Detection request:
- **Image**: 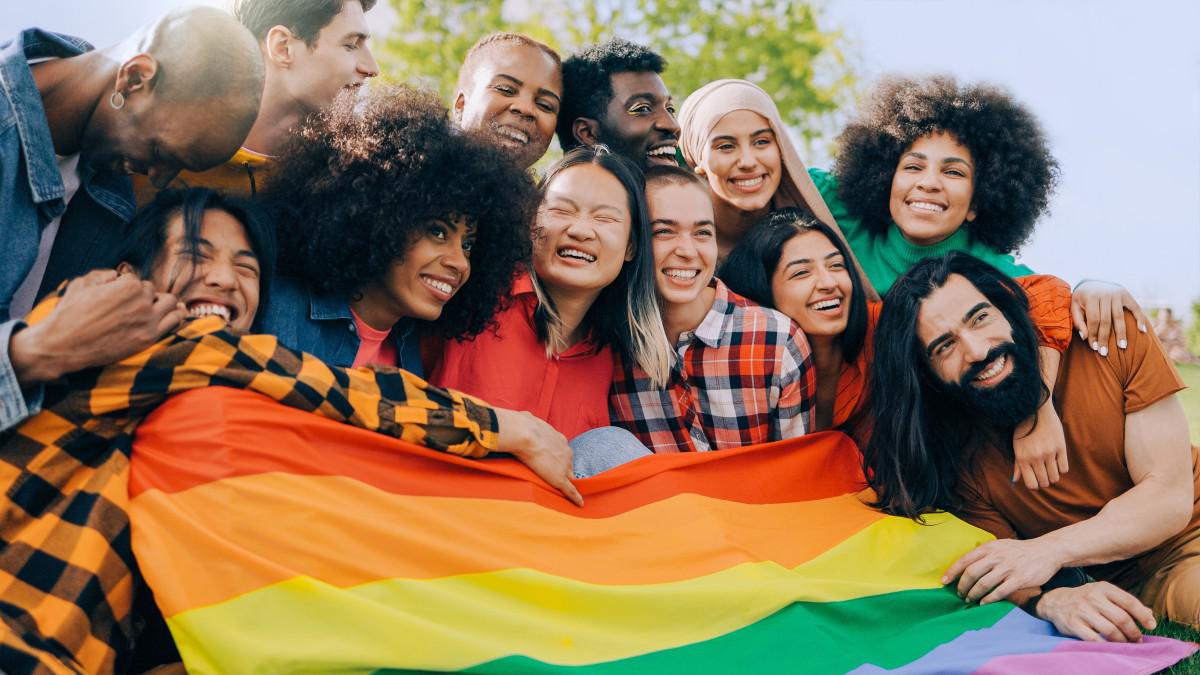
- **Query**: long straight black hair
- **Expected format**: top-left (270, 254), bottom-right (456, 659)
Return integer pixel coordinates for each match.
top-left (531, 146), bottom-right (671, 386)
top-left (863, 252), bottom-right (1045, 519)
top-left (719, 207), bottom-right (869, 365)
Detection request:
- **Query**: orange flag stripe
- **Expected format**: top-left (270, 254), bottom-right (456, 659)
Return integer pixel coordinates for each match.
top-left (130, 388), bottom-right (867, 517)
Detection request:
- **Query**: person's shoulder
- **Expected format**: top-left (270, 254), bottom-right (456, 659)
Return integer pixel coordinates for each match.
top-left (723, 287), bottom-right (799, 343)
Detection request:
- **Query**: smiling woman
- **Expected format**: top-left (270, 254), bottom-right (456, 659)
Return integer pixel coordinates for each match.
top-left (257, 85), bottom-right (539, 377)
top-left (453, 32), bottom-right (562, 170)
top-left (430, 146), bottom-right (671, 441)
top-left (812, 75), bottom-right (1059, 295)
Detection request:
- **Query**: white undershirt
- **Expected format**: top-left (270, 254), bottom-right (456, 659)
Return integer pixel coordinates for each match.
top-left (10, 153), bottom-right (82, 319)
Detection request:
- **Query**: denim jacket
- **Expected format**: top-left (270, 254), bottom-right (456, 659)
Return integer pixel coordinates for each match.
top-left (259, 276), bottom-right (424, 377)
top-left (0, 29), bottom-right (136, 431)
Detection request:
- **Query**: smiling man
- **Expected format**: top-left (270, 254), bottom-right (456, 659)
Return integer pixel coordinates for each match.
top-left (865, 251), bottom-right (1199, 641)
top-left (135, 0), bottom-right (381, 203)
top-left (609, 166), bottom-right (815, 453)
top-left (557, 37), bottom-right (680, 169)
top-left (0, 8), bottom-right (263, 434)
top-left (453, 32), bottom-right (562, 170)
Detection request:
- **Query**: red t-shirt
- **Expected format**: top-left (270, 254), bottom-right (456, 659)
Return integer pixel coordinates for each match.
top-left (350, 309), bottom-right (398, 368)
top-left (429, 275), bottom-right (612, 439)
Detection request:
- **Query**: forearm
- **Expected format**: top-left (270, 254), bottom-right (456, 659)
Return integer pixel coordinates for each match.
top-left (0, 319), bottom-right (45, 431)
top-left (102, 325), bottom-right (500, 457)
top-left (1035, 479), bottom-right (1192, 568)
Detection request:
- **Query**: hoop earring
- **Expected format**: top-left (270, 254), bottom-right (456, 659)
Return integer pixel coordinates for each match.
top-left (109, 91), bottom-right (125, 110)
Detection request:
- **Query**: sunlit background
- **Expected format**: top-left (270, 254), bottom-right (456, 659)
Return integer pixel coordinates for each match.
top-left (5, 1), bottom-right (1198, 318)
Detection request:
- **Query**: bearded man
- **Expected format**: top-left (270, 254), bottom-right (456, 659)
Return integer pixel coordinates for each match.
top-left (864, 251), bottom-right (1196, 643)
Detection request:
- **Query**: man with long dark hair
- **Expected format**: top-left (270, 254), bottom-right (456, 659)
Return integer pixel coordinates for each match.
top-left (864, 251), bottom-right (1197, 641)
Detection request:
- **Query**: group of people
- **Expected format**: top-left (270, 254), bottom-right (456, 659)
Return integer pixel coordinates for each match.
top-left (0, 0), bottom-right (1194, 672)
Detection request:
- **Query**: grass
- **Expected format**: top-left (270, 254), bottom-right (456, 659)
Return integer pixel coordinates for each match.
top-left (1178, 362), bottom-right (1200, 445)
top-left (1144, 363), bottom-right (1200, 672)
top-left (1152, 620), bottom-right (1200, 673)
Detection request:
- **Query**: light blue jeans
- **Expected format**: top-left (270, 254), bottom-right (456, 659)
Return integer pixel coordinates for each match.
top-left (569, 426), bottom-right (652, 478)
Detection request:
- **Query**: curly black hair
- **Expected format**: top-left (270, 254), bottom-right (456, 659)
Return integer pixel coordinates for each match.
top-left (262, 85), bottom-right (538, 340)
top-left (833, 75), bottom-right (1059, 254)
top-left (557, 37), bottom-right (666, 151)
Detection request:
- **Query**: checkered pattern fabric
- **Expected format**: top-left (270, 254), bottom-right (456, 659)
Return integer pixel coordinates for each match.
top-left (611, 279), bottom-right (815, 453)
top-left (0, 290), bottom-right (499, 674)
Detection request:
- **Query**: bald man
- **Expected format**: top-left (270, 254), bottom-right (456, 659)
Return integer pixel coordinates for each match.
top-left (0, 8), bottom-right (264, 433)
top-left (135, 0), bottom-right (381, 203)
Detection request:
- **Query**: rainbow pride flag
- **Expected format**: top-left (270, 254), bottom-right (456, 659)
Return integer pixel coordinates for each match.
top-left (129, 388), bottom-right (1196, 673)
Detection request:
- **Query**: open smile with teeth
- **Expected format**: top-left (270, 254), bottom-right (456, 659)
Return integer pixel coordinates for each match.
top-left (908, 200), bottom-right (947, 213)
top-left (647, 145), bottom-right (676, 159)
top-left (664, 268), bottom-right (698, 280)
top-left (732, 175), bottom-right (765, 188)
top-left (188, 302), bottom-right (235, 322)
top-left (809, 298), bottom-right (841, 311)
top-left (558, 248), bottom-right (596, 263)
top-left (493, 125), bottom-right (531, 145)
top-left (421, 275), bottom-right (455, 296)
top-left (974, 354), bottom-right (1007, 383)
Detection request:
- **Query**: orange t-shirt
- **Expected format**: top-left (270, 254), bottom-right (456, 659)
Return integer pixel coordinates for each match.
top-left (428, 275), bottom-right (613, 439)
top-left (832, 274), bottom-right (1074, 429)
top-left (956, 311), bottom-right (1193, 583)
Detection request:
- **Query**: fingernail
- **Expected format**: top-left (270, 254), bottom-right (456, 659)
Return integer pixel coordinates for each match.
top-left (1100, 346), bottom-right (1108, 357)
top-left (1091, 341), bottom-right (1100, 351)
top-left (1139, 323), bottom-right (1147, 333)
top-left (1118, 339), bottom-right (1127, 349)
top-left (940, 576), bottom-right (948, 584)
top-left (1078, 330), bottom-right (1087, 340)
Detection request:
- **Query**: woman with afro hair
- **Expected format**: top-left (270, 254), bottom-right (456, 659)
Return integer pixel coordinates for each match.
top-left (257, 85), bottom-right (540, 378)
top-left (814, 75), bottom-right (1058, 296)
top-left (809, 75), bottom-right (1148, 488)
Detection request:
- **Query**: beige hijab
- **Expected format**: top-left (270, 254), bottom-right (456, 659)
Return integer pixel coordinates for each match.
top-left (679, 78), bottom-right (877, 298)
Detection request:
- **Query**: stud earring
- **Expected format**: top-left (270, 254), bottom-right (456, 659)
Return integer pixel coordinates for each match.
top-left (109, 91), bottom-right (125, 110)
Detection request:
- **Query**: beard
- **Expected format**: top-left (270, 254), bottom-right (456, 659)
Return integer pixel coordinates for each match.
top-left (935, 340), bottom-right (1045, 432)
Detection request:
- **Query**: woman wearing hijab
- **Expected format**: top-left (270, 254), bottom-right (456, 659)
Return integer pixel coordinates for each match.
top-left (677, 79), bottom-right (875, 297)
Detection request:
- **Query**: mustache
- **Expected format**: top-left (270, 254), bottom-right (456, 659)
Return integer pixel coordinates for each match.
top-left (959, 343), bottom-right (1017, 386)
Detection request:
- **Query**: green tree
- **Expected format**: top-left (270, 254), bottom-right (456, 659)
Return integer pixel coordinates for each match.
top-left (378, 0), bottom-right (855, 152)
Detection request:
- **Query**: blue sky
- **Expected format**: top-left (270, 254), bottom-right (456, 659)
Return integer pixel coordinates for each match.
top-left (5, 0), bottom-right (1197, 316)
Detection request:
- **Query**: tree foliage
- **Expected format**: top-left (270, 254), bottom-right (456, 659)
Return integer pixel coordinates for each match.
top-left (378, 0), bottom-right (856, 151)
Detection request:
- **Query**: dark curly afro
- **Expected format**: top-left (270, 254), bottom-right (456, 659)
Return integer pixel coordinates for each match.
top-left (557, 38), bottom-right (666, 151)
top-left (833, 75), bottom-right (1059, 254)
top-left (263, 85), bottom-right (538, 340)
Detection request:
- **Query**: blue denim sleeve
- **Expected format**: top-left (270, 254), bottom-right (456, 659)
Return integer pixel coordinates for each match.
top-left (0, 318), bottom-right (44, 431)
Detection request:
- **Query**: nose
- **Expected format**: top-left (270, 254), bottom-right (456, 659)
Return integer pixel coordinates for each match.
top-left (442, 241), bottom-right (470, 277)
top-left (359, 45), bottom-right (380, 78)
top-left (673, 234), bottom-right (697, 260)
top-left (564, 217), bottom-right (596, 240)
top-left (813, 264), bottom-right (837, 290)
top-left (915, 167), bottom-right (941, 192)
top-left (654, 107), bottom-right (680, 137)
top-left (200, 258), bottom-right (237, 291)
top-left (149, 165), bottom-right (182, 189)
top-left (510, 91), bottom-right (535, 118)
top-left (961, 331), bottom-right (992, 363)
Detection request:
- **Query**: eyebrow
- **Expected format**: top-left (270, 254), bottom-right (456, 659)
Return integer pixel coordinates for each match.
top-left (924, 301), bottom-right (990, 357)
top-left (710, 128), bottom-right (774, 145)
top-left (650, 218), bottom-right (716, 227)
top-left (191, 237), bottom-right (258, 260)
top-left (902, 151), bottom-right (972, 167)
top-left (340, 31), bottom-right (370, 42)
top-left (623, 93), bottom-right (663, 107)
top-left (782, 250), bottom-right (842, 271)
top-left (494, 73), bottom-right (561, 104)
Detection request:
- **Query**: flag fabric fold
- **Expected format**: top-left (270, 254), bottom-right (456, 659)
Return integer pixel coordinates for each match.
top-left (128, 387), bottom-right (1196, 674)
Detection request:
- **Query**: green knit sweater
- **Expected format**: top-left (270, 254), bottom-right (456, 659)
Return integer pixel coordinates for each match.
top-left (809, 168), bottom-right (1033, 295)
